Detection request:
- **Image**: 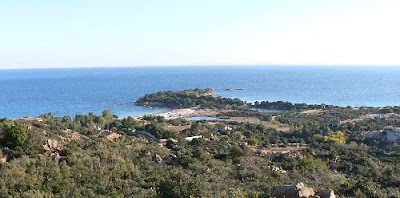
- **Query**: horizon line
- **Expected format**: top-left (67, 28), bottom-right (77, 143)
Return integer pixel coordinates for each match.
top-left (1, 64), bottom-right (400, 70)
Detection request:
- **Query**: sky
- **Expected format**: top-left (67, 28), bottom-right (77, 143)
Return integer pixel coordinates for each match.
top-left (0, 0), bottom-right (399, 69)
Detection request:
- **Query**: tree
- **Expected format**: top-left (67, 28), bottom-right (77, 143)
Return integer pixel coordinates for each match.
top-left (156, 171), bottom-right (207, 198)
top-left (2, 123), bottom-right (30, 148)
top-left (247, 138), bottom-right (260, 146)
top-left (102, 109), bottom-right (113, 127)
top-left (299, 154), bottom-right (328, 173)
top-left (229, 146), bottom-right (248, 159)
top-left (323, 131), bottom-right (347, 144)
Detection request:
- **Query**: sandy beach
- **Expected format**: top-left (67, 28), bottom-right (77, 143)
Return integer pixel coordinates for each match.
top-left (139, 108), bottom-right (229, 120)
top-left (153, 108), bottom-right (197, 119)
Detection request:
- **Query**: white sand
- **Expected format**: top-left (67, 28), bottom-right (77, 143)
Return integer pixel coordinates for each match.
top-left (151, 108), bottom-right (197, 120)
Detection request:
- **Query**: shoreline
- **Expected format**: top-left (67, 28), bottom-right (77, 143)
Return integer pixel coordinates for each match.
top-left (140, 108), bottom-right (223, 120)
top-left (7, 102), bottom-right (400, 121)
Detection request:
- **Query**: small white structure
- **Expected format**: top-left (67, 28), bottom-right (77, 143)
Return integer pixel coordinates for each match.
top-left (184, 135), bottom-right (203, 141)
top-left (127, 128), bottom-right (137, 135)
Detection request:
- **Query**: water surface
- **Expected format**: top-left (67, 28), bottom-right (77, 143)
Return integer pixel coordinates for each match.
top-left (1, 66), bottom-right (399, 118)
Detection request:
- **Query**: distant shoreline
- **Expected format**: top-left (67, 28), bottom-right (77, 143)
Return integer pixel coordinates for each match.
top-left (6, 100), bottom-right (400, 120)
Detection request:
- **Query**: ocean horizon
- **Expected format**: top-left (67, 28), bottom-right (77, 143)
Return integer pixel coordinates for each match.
top-left (1, 66), bottom-right (399, 118)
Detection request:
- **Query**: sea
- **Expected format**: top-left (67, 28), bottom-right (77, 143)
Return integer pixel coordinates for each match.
top-left (1, 66), bottom-right (399, 119)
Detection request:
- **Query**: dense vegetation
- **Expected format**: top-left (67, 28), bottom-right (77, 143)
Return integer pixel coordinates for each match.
top-left (135, 88), bottom-right (245, 109)
top-left (1, 90), bottom-right (400, 197)
top-left (252, 101), bottom-right (338, 111)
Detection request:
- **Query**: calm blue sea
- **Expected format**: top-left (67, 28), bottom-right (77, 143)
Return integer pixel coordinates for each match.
top-left (1, 66), bottom-right (399, 118)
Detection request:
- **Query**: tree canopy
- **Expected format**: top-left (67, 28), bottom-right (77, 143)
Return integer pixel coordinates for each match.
top-left (2, 123), bottom-right (30, 148)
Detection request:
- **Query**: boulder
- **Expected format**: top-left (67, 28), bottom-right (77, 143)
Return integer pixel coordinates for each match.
top-left (43, 139), bottom-right (61, 152)
top-left (50, 152), bottom-right (61, 160)
top-left (106, 132), bottom-right (121, 141)
top-left (152, 154), bottom-right (163, 163)
top-left (0, 155), bottom-right (7, 163)
top-left (316, 189), bottom-right (336, 198)
top-left (272, 182), bottom-right (315, 198)
top-left (164, 154), bottom-right (179, 166)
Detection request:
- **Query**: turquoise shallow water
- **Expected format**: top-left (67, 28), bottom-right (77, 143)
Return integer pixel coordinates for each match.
top-left (1, 66), bottom-right (399, 118)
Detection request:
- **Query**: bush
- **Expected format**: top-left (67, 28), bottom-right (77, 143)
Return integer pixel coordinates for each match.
top-left (156, 170), bottom-right (208, 198)
top-left (247, 138), bottom-right (260, 146)
top-left (2, 123), bottom-right (30, 148)
top-left (323, 131), bottom-right (347, 144)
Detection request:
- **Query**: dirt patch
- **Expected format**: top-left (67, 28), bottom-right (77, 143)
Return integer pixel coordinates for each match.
top-left (60, 129), bottom-right (89, 143)
top-left (301, 109), bottom-right (323, 114)
top-left (149, 108), bottom-right (234, 120)
top-left (106, 133), bottom-right (122, 141)
top-left (193, 109), bottom-right (234, 117)
top-left (340, 119), bottom-right (354, 125)
top-left (254, 145), bottom-right (306, 155)
top-left (162, 124), bottom-right (191, 132)
top-left (229, 117), bottom-right (291, 132)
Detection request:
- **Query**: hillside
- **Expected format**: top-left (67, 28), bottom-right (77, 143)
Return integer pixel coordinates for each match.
top-left (0, 90), bottom-right (400, 197)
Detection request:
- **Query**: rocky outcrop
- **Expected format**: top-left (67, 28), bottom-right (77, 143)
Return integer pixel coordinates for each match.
top-left (43, 139), bottom-right (63, 159)
top-left (0, 155), bottom-right (7, 163)
top-left (272, 183), bottom-right (337, 198)
top-left (43, 139), bottom-right (62, 152)
top-left (152, 154), bottom-right (163, 164)
top-left (164, 154), bottom-right (179, 166)
top-left (272, 182), bottom-right (315, 198)
top-left (316, 189), bottom-right (336, 198)
top-left (267, 165), bottom-right (287, 173)
top-left (139, 150), bottom-right (180, 166)
top-left (106, 132), bottom-right (121, 141)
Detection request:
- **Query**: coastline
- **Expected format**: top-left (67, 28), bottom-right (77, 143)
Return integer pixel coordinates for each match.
top-left (140, 108), bottom-right (226, 120)
top-left (3, 67), bottom-right (400, 118)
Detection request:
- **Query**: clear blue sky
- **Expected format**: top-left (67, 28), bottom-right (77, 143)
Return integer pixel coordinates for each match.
top-left (1, 0), bottom-right (399, 69)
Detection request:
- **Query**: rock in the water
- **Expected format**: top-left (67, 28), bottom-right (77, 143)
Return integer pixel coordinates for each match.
top-left (272, 182), bottom-right (315, 198)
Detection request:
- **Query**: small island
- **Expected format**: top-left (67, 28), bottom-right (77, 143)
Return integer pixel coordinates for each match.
top-left (135, 88), bottom-right (245, 108)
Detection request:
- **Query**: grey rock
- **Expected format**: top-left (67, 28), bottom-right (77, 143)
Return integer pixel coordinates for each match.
top-left (272, 182), bottom-right (315, 198)
top-left (152, 154), bottom-right (163, 163)
top-left (316, 189), bottom-right (336, 198)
